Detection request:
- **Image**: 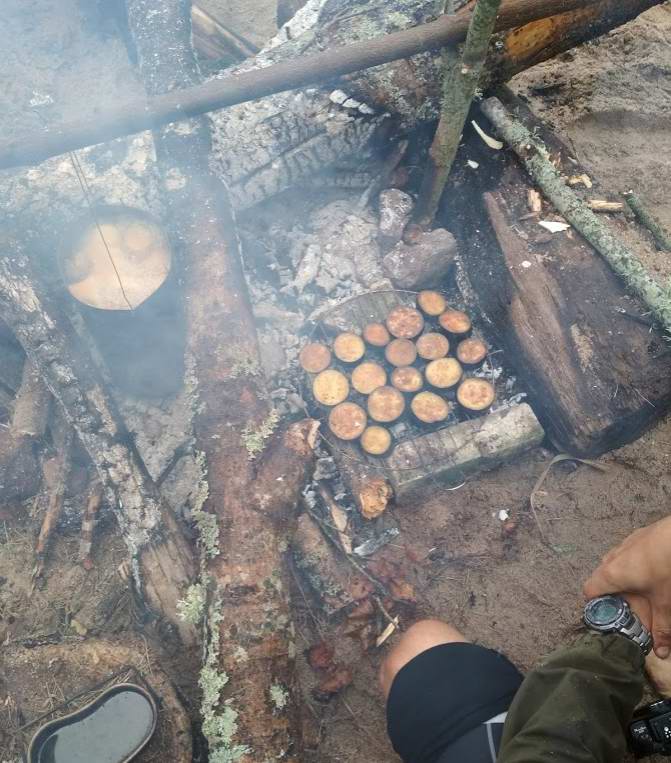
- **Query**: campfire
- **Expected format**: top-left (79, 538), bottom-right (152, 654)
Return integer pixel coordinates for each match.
top-left (0, 0), bottom-right (669, 761)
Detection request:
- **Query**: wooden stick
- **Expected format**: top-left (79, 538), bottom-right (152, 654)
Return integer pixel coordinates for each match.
top-left (0, 0), bottom-right (604, 170)
top-left (481, 96), bottom-right (671, 333)
top-left (624, 191), bottom-right (671, 253)
top-left (415, 0), bottom-right (503, 227)
top-left (11, 357), bottom-right (51, 439)
top-left (79, 478), bottom-right (103, 570)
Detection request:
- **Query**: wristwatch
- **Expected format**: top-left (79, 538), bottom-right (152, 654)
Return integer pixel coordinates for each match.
top-left (583, 595), bottom-right (653, 655)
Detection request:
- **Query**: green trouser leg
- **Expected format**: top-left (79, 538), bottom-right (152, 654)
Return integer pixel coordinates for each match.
top-left (498, 634), bottom-right (645, 763)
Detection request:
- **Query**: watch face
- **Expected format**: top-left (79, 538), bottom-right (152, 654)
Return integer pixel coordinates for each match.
top-left (586, 596), bottom-right (625, 626)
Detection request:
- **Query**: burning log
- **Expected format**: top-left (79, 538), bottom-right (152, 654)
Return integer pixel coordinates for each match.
top-left (124, 1), bottom-right (318, 759)
top-left (0, 254), bottom-right (196, 640)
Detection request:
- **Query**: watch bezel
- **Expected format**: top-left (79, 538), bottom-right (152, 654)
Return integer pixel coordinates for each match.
top-left (583, 595), bottom-right (629, 632)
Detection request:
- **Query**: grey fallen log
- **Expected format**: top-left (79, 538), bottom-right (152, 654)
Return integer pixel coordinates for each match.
top-left (387, 403), bottom-right (543, 496)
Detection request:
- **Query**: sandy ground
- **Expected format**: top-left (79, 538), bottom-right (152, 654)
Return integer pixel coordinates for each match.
top-left (0, 2), bottom-right (670, 762)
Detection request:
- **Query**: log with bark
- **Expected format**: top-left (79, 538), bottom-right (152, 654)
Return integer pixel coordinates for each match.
top-left (124, 1), bottom-right (318, 759)
top-left (447, 95), bottom-right (671, 455)
top-left (0, 252), bottom-right (196, 641)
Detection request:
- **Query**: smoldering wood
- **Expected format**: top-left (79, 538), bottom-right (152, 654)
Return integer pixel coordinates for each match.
top-left (0, 253), bottom-right (196, 641)
top-left (11, 357), bottom-right (51, 439)
top-left (0, 0), bottom-right (656, 171)
top-left (447, 93), bottom-right (671, 454)
top-left (124, 1), bottom-right (317, 759)
top-left (481, 96), bottom-right (671, 334)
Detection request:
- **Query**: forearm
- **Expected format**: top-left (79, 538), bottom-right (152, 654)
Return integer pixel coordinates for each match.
top-left (499, 633), bottom-right (644, 763)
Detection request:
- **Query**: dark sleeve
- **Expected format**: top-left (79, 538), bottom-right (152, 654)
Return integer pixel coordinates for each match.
top-left (498, 633), bottom-right (644, 763)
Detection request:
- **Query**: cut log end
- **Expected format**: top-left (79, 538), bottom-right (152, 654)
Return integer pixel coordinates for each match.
top-left (363, 322), bottom-right (391, 347)
top-left (439, 309), bottom-right (472, 337)
top-left (416, 332), bottom-right (450, 361)
top-left (425, 357), bottom-right (463, 389)
top-left (329, 402), bottom-right (368, 441)
top-left (391, 366), bottom-right (424, 393)
top-left (456, 338), bottom-right (488, 367)
top-left (411, 391), bottom-right (451, 424)
top-left (457, 378), bottom-right (496, 412)
top-left (417, 290), bottom-right (447, 316)
top-left (386, 306), bottom-right (425, 339)
top-left (299, 342), bottom-right (332, 374)
top-left (313, 369), bottom-right (350, 407)
top-left (367, 386), bottom-right (406, 423)
top-left (351, 362), bottom-right (387, 395)
top-left (385, 338), bottom-right (418, 367)
top-left (360, 425), bottom-right (393, 456)
top-left (333, 332), bottom-right (365, 364)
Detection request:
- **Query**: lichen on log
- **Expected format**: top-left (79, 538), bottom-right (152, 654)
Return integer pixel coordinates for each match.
top-left (481, 96), bottom-right (671, 333)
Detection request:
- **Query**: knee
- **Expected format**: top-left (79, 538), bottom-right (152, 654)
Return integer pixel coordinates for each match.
top-left (379, 619), bottom-right (469, 700)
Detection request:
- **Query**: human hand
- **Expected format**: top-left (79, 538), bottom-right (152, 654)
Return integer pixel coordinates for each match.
top-left (584, 517), bottom-right (671, 659)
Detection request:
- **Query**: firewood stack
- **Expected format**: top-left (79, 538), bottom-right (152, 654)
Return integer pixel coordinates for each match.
top-left (301, 291), bottom-right (496, 457)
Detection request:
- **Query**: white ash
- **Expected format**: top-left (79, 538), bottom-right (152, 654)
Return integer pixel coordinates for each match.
top-left (378, 188), bottom-right (414, 251)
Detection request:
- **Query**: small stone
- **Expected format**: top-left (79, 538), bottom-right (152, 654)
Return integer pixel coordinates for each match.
top-left (382, 228), bottom-right (458, 290)
top-left (378, 189), bottom-right (414, 250)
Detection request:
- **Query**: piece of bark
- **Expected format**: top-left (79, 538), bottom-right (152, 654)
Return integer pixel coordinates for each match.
top-left (383, 229), bottom-right (458, 290)
top-left (359, 477), bottom-right (394, 520)
top-left (0, 429), bottom-right (41, 502)
top-left (11, 357), bottom-right (51, 439)
top-left (125, 2), bottom-right (317, 759)
top-left (378, 189), bottom-right (414, 251)
top-left (0, 254), bottom-right (196, 640)
top-left (80, 478), bottom-right (104, 570)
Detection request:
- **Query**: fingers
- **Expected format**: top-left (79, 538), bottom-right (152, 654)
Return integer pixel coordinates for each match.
top-left (625, 593), bottom-right (652, 631)
top-left (583, 563), bottom-right (620, 600)
top-left (651, 602), bottom-right (671, 659)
